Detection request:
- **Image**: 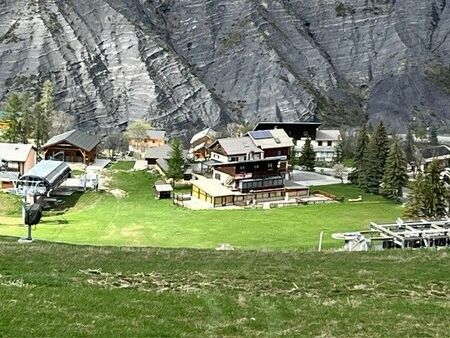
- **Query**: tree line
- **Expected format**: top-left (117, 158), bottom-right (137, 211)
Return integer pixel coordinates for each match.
top-left (0, 81), bottom-right (75, 151)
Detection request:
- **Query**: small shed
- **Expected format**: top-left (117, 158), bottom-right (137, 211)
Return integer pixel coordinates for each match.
top-left (154, 180), bottom-right (173, 199)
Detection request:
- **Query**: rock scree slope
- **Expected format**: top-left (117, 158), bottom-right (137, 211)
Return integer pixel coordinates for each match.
top-left (0, 0), bottom-right (449, 138)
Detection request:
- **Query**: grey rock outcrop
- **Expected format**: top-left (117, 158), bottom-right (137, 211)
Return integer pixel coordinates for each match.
top-left (0, 0), bottom-right (449, 138)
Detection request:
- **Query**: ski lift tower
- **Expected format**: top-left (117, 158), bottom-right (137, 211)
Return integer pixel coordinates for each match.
top-left (12, 160), bottom-right (71, 243)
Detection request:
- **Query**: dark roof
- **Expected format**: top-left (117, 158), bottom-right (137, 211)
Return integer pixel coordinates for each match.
top-left (254, 121), bottom-right (322, 129)
top-left (42, 130), bottom-right (100, 152)
top-left (421, 145), bottom-right (450, 160)
top-left (20, 160), bottom-right (71, 187)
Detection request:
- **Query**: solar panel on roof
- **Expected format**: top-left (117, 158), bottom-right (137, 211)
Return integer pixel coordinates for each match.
top-left (250, 130), bottom-right (272, 139)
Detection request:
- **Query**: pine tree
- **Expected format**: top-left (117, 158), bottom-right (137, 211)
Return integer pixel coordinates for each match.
top-left (381, 137), bottom-right (408, 200)
top-left (363, 122), bottom-right (389, 193)
top-left (404, 171), bottom-right (426, 218)
top-left (363, 136), bottom-right (379, 192)
top-left (405, 160), bottom-right (448, 219)
top-left (429, 127), bottom-right (438, 146)
top-left (167, 138), bottom-right (185, 183)
top-left (423, 160), bottom-right (447, 218)
top-left (404, 127), bottom-right (416, 165)
top-left (299, 138), bottom-right (315, 172)
top-left (19, 93), bottom-right (33, 143)
top-left (34, 80), bottom-right (55, 151)
top-left (354, 122), bottom-right (369, 186)
top-left (1, 92), bottom-right (23, 143)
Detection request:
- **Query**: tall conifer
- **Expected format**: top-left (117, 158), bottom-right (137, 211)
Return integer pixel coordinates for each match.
top-left (381, 137), bottom-right (408, 200)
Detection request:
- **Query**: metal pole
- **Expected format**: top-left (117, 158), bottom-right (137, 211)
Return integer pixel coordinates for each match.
top-left (318, 231), bottom-right (324, 252)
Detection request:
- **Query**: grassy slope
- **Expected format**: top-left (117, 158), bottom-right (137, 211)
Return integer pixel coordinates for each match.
top-left (0, 172), bottom-right (402, 250)
top-left (0, 238), bottom-right (448, 337)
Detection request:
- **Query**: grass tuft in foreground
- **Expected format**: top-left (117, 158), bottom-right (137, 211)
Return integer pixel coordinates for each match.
top-left (0, 238), bottom-right (448, 337)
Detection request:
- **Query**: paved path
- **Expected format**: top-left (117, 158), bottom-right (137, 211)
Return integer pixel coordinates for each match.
top-left (290, 170), bottom-right (342, 187)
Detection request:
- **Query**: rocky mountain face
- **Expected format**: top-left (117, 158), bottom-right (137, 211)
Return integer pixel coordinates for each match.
top-left (0, 0), bottom-right (449, 139)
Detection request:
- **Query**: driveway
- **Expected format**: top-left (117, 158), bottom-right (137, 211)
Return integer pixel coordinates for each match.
top-left (290, 170), bottom-right (342, 187)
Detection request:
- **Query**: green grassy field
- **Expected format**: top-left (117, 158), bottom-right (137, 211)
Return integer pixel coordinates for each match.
top-left (0, 171), bottom-right (402, 250)
top-left (0, 238), bottom-right (448, 337)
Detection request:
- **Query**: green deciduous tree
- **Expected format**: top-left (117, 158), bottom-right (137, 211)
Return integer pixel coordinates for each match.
top-left (167, 138), bottom-right (185, 183)
top-left (381, 137), bottom-right (408, 200)
top-left (298, 138), bottom-right (315, 172)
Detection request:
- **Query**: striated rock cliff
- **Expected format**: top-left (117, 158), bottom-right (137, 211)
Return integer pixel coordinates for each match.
top-left (0, 0), bottom-right (449, 138)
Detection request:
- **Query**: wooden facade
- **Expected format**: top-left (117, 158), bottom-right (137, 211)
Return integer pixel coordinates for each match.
top-left (43, 144), bottom-right (96, 164)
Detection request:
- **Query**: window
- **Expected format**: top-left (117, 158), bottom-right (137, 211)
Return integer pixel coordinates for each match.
top-left (254, 164), bottom-right (259, 169)
top-left (327, 141), bottom-right (332, 147)
top-left (230, 157), bottom-right (238, 162)
top-left (240, 165), bottom-right (245, 170)
top-left (318, 141), bottom-right (323, 146)
top-left (214, 173), bottom-right (221, 180)
top-left (267, 163), bottom-right (273, 168)
top-left (277, 150), bottom-right (282, 156)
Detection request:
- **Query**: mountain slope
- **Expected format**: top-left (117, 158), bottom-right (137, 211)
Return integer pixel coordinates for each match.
top-left (0, 0), bottom-right (449, 137)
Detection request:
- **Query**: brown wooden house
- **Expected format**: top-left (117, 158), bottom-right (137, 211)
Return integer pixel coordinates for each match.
top-left (41, 130), bottom-right (100, 165)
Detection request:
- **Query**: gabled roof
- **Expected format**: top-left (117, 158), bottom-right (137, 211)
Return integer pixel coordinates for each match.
top-left (209, 137), bottom-right (263, 156)
top-left (421, 145), bottom-right (450, 160)
top-left (145, 144), bottom-right (188, 160)
top-left (247, 129), bottom-right (294, 149)
top-left (145, 130), bottom-right (166, 139)
top-left (190, 128), bottom-right (217, 145)
top-left (0, 143), bottom-right (34, 162)
top-left (316, 130), bottom-right (341, 141)
top-left (42, 130), bottom-right (100, 152)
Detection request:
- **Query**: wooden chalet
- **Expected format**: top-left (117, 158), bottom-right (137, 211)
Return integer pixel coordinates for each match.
top-left (42, 130), bottom-right (100, 165)
top-left (195, 129), bottom-right (307, 207)
top-left (0, 143), bottom-right (36, 189)
top-left (189, 128), bottom-right (217, 161)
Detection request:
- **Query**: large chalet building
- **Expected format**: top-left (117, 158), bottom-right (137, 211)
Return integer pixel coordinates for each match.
top-left (191, 129), bottom-right (308, 207)
top-left (254, 121), bottom-right (341, 162)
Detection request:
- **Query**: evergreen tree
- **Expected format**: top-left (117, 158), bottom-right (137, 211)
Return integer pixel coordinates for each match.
top-left (34, 80), bottom-right (56, 151)
top-left (405, 160), bottom-right (448, 219)
top-left (363, 122), bottom-right (390, 193)
top-left (298, 138), bottom-right (315, 172)
top-left (404, 127), bottom-right (416, 166)
top-left (362, 136), bottom-right (379, 192)
top-left (381, 137), bottom-right (408, 200)
top-left (429, 127), bottom-right (438, 146)
top-left (1, 92), bottom-right (22, 143)
top-left (354, 122), bottom-right (369, 186)
top-left (167, 138), bottom-right (185, 183)
top-left (423, 160), bottom-right (447, 218)
top-left (404, 171), bottom-right (427, 218)
top-left (19, 93), bottom-right (33, 143)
